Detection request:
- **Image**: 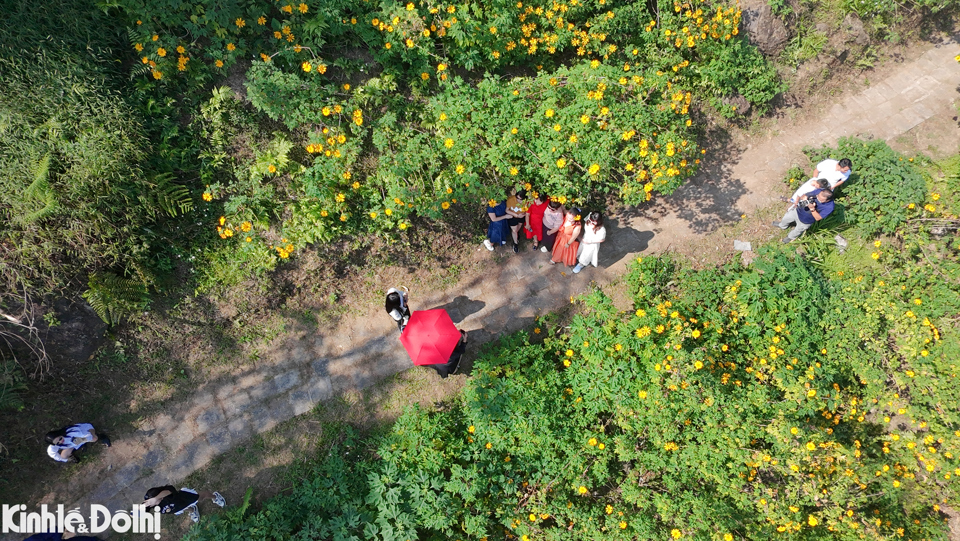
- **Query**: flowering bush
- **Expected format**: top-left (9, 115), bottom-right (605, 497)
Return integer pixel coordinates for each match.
top-left (120, 0), bottom-right (781, 264)
top-left (188, 227), bottom-right (959, 539)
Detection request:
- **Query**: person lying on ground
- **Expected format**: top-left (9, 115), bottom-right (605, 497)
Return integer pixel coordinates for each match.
top-left (772, 188), bottom-right (835, 243)
top-left (812, 158), bottom-right (852, 189)
top-left (45, 423), bottom-right (110, 464)
top-left (142, 486), bottom-right (225, 523)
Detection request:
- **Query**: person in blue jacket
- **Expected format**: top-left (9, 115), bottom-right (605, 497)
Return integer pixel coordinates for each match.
top-left (773, 188), bottom-right (835, 243)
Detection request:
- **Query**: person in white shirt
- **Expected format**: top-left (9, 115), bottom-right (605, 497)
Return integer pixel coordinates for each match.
top-left (384, 287), bottom-right (410, 333)
top-left (45, 423), bottom-right (110, 463)
top-left (813, 158), bottom-right (852, 189)
top-left (573, 212), bottom-right (606, 274)
top-left (783, 178), bottom-right (830, 208)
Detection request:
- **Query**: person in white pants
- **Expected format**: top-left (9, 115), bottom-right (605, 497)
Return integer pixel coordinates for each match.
top-left (573, 212), bottom-right (606, 274)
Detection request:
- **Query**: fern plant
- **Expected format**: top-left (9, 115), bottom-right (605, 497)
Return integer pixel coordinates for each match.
top-left (82, 271), bottom-right (150, 325)
top-left (0, 361), bottom-right (26, 413)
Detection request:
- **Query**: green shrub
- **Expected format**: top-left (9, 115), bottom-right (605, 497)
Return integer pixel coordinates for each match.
top-left (0, 0), bottom-right (197, 300)
top-left (800, 137), bottom-right (927, 237)
top-left (187, 227), bottom-right (959, 540)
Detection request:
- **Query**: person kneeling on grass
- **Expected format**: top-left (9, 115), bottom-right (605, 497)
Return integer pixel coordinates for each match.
top-left (143, 486), bottom-right (225, 523)
top-left (45, 423), bottom-right (110, 464)
top-left (772, 188), bottom-right (834, 243)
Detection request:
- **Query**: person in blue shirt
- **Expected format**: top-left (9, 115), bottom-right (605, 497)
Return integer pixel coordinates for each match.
top-left (483, 189), bottom-right (511, 251)
top-left (772, 188), bottom-right (835, 243)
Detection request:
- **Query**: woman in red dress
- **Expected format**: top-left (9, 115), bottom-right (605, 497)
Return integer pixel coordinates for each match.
top-left (524, 192), bottom-right (549, 250)
top-left (550, 208), bottom-right (581, 267)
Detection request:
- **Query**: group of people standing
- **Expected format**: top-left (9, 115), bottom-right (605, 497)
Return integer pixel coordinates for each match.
top-left (42, 422), bottom-right (225, 526)
top-left (484, 187), bottom-right (608, 274)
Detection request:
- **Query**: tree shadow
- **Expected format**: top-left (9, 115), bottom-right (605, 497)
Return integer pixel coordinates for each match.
top-left (615, 125), bottom-right (748, 235)
top-left (430, 296), bottom-right (487, 324)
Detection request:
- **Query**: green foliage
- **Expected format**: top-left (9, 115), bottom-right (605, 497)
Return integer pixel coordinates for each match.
top-left (0, 361), bottom-right (27, 413)
top-left (82, 272), bottom-right (151, 325)
top-left (118, 0), bottom-right (782, 263)
top-left (186, 219), bottom-right (960, 540)
top-left (802, 137), bottom-right (927, 236)
top-left (0, 0), bottom-right (200, 302)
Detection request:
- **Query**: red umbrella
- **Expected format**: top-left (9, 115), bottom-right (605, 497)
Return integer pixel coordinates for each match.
top-left (400, 309), bottom-right (462, 366)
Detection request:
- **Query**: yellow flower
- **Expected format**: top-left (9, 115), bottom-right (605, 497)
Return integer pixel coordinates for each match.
top-left (556, 158), bottom-right (566, 168)
top-left (441, 201), bottom-right (450, 210)
top-left (152, 34), bottom-right (159, 41)
top-left (134, 43), bottom-right (143, 52)
top-left (806, 442), bottom-right (816, 451)
top-left (577, 486), bottom-right (587, 494)
top-left (588, 437), bottom-right (597, 446)
top-left (790, 427), bottom-right (798, 435)
top-left (202, 192), bottom-right (213, 202)
top-left (671, 529), bottom-right (682, 539)
top-left (580, 114), bottom-right (590, 124)
top-left (807, 389), bottom-right (816, 398)
top-left (545, 108), bottom-right (555, 117)
top-left (235, 18), bottom-right (245, 28)
top-left (444, 138), bottom-right (454, 148)
top-left (808, 515), bottom-right (818, 527)
top-left (369, 211), bottom-right (378, 219)
top-left (724, 535), bottom-right (733, 541)
top-left (399, 222), bottom-right (408, 230)
top-left (157, 47), bottom-right (167, 57)
top-left (588, 163), bottom-right (600, 175)
top-left (268, 164), bottom-right (277, 174)
top-left (405, 38), bottom-right (415, 48)
top-left (258, 16), bottom-right (266, 25)
top-left (352, 181), bottom-right (360, 189)
top-left (421, 72), bottom-right (429, 80)
top-left (931, 192), bottom-right (940, 200)
top-left (437, 63), bottom-right (447, 71)
top-left (302, 62), bottom-right (312, 72)
top-left (871, 252), bottom-right (880, 260)
top-left (619, 521), bottom-right (627, 529)
top-left (241, 221), bottom-right (252, 232)
top-left (176, 45), bottom-right (185, 54)
top-left (215, 59), bottom-right (224, 68)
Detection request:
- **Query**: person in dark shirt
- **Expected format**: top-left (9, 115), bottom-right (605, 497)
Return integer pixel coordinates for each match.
top-left (143, 486), bottom-right (225, 523)
top-left (772, 188), bottom-right (835, 243)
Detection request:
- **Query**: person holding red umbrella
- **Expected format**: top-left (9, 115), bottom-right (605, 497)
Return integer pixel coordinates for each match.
top-left (400, 309), bottom-right (468, 377)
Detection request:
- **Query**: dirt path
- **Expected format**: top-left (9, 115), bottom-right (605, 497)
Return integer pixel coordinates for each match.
top-left (8, 37), bottom-right (960, 541)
